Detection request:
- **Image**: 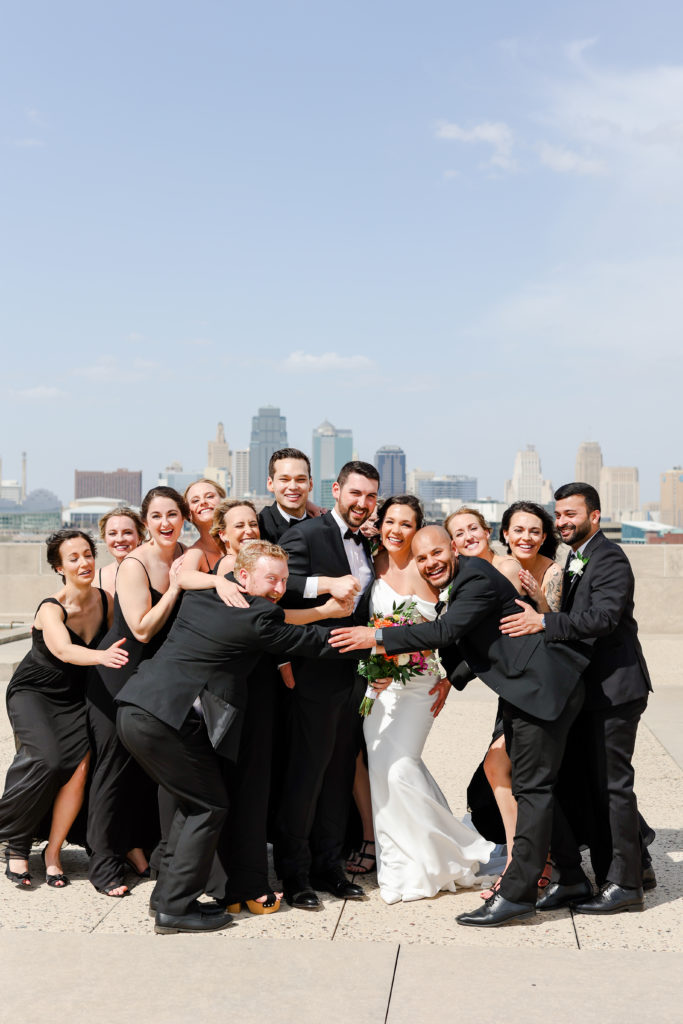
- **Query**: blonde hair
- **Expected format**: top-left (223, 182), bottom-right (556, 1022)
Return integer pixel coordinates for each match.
top-left (444, 506), bottom-right (491, 536)
top-left (210, 499), bottom-right (259, 554)
top-left (183, 478), bottom-right (227, 502)
top-left (98, 506), bottom-right (146, 543)
top-left (234, 539), bottom-right (287, 575)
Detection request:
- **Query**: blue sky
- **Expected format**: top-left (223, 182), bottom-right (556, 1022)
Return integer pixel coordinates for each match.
top-left (2, 1), bottom-right (682, 503)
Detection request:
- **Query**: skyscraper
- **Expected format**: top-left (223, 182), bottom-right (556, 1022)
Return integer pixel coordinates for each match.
top-left (248, 406), bottom-right (287, 495)
top-left (660, 468), bottom-right (683, 527)
top-left (233, 449), bottom-right (250, 498)
top-left (74, 468), bottom-right (142, 505)
top-left (504, 446), bottom-right (553, 505)
top-left (418, 475), bottom-right (477, 502)
top-left (312, 420), bottom-right (353, 506)
top-left (575, 441), bottom-right (603, 491)
top-left (375, 445), bottom-right (406, 496)
top-left (599, 466), bottom-right (640, 521)
top-left (205, 422), bottom-right (232, 494)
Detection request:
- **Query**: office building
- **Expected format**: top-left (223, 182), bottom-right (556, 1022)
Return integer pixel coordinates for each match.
top-left (205, 422), bottom-right (233, 494)
top-left (599, 466), bottom-right (640, 522)
top-left (312, 420), bottom-right (353, 506)
top-left (406, 469), bottom-right (434, 495)
top-left (249, 406), bottom-right (287, 495)
top-left (233, 449), bottom-right (250, 498)
top-left (375, 446), bottom-right (406, 496)
top-left (504, 445), bottom-right (553, 505)
top-left (660, 468), bottom-right (683, 528)
top-left (575, 441), bottom-right (603, 491)
top-left (74, 468), bottom-right (142, 505)
top-left (418, 475), bottom-right (477, 503)
top-left (157, 462), bottom-right (202, 493)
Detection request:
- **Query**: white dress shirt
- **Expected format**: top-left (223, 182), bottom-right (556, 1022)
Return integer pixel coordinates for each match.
top-left (302, 508), bottom-right (373, 609)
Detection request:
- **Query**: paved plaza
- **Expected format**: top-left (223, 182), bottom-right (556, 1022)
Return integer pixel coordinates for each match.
top-left (1, 632), bottom-right (682, 1022)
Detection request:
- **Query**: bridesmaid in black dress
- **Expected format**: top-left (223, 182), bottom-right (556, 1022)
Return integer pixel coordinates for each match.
top-left (0, 530), bottom-right (127, 888)
top-left (96, 506), bottom-right (146, 602)
top-left (87, 486), bottom-right (187, 896)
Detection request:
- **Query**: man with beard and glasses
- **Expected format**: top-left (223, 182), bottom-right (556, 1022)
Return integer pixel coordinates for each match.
top-left (329, 525), bottom-right (592, 928)
top-left (275, 461), bottom-right (379, 910)
top-left (500, 482), bottom-right (653, 915)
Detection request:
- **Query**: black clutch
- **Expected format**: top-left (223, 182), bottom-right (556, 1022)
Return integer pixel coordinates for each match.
top-left (199, 688), bottom-right (242, 761)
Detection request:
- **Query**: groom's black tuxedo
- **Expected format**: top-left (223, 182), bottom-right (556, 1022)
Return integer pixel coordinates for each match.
top-left (258, 502), bottom-right (308, 544)
top-left (382, 554), bottom-right (592, 904)
top-left (544, 530), bottom-right (652, 890)
top-left (276, 511), bottom-right (375, 881)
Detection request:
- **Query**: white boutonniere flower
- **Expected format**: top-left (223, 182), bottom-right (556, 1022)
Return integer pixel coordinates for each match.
top-left (396, 653), bottom-right (411, 667)
top-left (568, 552), bottom-right (589, 578)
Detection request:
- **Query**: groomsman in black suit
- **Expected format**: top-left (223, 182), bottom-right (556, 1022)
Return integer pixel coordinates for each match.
top-left (329, 525), bottom-right (592, 927)
top-left (258, 448), bottom-right (315, 544)
top-left (276, 461), bottom-right (379, 909)
top-left (116, 541), bottom-right (360, 934)
top-left (500, 482), bottom-right (653, 914)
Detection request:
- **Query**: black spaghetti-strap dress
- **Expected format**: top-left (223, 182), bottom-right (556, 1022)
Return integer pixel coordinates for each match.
top-left (0, 591), bottom-right (108, 859)
top-left (86, 556), bottom-right (181, 891)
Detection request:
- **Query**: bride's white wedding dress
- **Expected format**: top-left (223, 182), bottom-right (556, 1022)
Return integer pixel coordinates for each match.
top-left (364, 578), bottom-right (495, 905)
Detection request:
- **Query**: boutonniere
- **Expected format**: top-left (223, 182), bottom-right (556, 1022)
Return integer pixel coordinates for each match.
top-left (567, 552), bottom-right (590, 578)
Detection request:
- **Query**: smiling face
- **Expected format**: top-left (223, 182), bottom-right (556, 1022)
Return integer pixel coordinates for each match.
top-left (267, 458), bottom-right (312, 517)
top-left (238, 555), bottom-right (289, 603)
top-left (380, 503), bottom-right (419, 557)
top-left (504, 511), bottom-right (546, 563)
top-left (447, 513), bottom-right (491, 559)
top-left (332, 473), bottom-right (378, 530)
top-left (104, 515), bottom-right (142, 563)
top-left (56, 537), bottom-right (96, 585)
top-left (412, 527), bottom-right (457, 592)
top-left (186, 481), bottom-right (222, 527)
top-left (218, 505), bottom-right (260, 554)
top-left (144, 497), bottom-right (184, 548)
top-left (555, 495), bottom-right (601, 550)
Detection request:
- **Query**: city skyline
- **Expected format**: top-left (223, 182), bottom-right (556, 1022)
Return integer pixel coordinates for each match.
top-left (2, 4), bottom-right (682, 506)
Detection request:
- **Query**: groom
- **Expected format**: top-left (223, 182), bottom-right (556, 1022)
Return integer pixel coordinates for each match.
top-left (330, 525), bottom-right (592, 927)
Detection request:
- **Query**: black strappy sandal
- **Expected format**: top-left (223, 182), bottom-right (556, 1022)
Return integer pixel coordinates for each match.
top-left (4, 849), bottom-right (32, 889)
top-left (41, 846), bottom-right (70, 888)
top-left (347, 839), bottom-right (377, 875)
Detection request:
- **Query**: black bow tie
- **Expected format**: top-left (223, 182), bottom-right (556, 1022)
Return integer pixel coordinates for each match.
top-left (435, 600), bottom-right (445, 616)
top-left (344, 528), bottom-right (363, 545)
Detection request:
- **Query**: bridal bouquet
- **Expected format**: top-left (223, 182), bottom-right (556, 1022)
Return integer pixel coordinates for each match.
top-left (357, 598), bottom-right (438, 716)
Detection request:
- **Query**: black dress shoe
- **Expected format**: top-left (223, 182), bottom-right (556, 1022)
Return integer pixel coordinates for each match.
top-left (154, 910), bottom-right (233, 934)
top-left (283, 876), bottom-right (321, 909)
top-left (149, 895), bottom-right (229, 917)
top-left (642, 864), bottom-right (657, 892)
top-left (457, 892), bottom-right (535, 928)
top-left (536, 879), bottom-right (593, 912)
top-left (310, 867), bottom-right (365, 901)
top-left (571, 882), bottom-right (644, 915)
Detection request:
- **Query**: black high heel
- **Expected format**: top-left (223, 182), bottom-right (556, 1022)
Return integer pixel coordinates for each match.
top-left (4, 849), bottom-right (32, 889)
top-left (125, 856), bottom-right (151, 878)
top-left (41, 846), bottom-right (70, 888)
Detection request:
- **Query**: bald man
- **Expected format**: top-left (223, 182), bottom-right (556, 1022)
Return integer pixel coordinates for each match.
top-left (330, 526), bottom-right (592, 928)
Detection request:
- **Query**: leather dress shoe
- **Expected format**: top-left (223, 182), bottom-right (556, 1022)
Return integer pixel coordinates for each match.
top-left (536, 879), bottom-right (593, 912)
top-left (571, 882), bottom-right (644, 915)
top-left (154, 910), bottom-right (233, 934)
top-left (642, 864), bottom-right (657, 892)
top-left (457, 892), bottom-right (535, 928)
top-left (310, 867), bottom-right (365, 901)
top-left (283, 876), bottom-right (321, 909)
top-left (149, 894), bottom-right (229, 917)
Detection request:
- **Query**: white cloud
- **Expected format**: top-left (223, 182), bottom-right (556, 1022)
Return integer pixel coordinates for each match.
top-left (537, 142), bottom-right (606, 176)
top-left (436, 120), bottom-right (515, 170)
top-left (10, 386), bottom-right (66, 400)
top-left (281, 350), bottom-right (375, 373)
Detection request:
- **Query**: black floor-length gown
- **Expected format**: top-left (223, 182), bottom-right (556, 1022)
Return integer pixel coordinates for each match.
top-left (87, 558), bottom-right (179, 890)
top-left (0, 592), bottom-right (108, 858)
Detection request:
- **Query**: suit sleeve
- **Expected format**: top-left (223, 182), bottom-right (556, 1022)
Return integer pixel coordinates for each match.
top-left (279, 525), bottom-right (311, 601)
top-left (256, 607), bottom-right (370, 660)
top-left (544, 549), bottom-right (634, 643)
top-left (383, 573), bottom-right (498, 655)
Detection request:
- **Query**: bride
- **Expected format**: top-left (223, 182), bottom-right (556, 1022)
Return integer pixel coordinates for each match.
top-left (364, 495), bottom-right (494, 905)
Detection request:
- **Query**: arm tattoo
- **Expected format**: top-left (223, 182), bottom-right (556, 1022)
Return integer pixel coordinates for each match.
top-left (543, 568), bottom-right (562, 612)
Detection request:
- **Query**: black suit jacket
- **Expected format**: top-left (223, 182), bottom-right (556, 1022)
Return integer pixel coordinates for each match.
top-left (544, 531), bottom-right (652, 709)
top-left (258, 503), bottom-right (308, 544)
top-left (115, 587), bottom-right (345, 730)
top-left (382, 555), bottom-right (591, 721)
top-left (279, 511), bottom-right (375, 698)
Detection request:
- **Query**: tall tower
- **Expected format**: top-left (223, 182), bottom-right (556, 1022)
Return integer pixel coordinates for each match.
top-left (375, 445), bottom-right (406, 496)
top-left (599, 466), bottom-right (639, 522)
top-left (575, 441), bottom-right (603, 491)
top-left (248, 406), bottom-right (288, 495)
top-left (312, 420), bottom-right (353, 506)
top-left (206, 422), bottom-right (232, 493)
top-left (660, 468), bottom-right (683, 528)
top-left (505, 445), bottom-right (553, 505)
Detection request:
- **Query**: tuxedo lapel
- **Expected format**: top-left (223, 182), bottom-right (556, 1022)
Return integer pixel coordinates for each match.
top-left (322, 512), bottom-right (352, 572)
top-left (561, 531), bottom-right (604, 611)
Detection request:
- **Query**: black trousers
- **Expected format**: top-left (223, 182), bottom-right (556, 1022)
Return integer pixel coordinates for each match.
top-left (116, 705), bottom-right (229, 916)
top-left (276, 678), bottom-right (363, 881)
top-left (499, 680), bottom-right (585, 905)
